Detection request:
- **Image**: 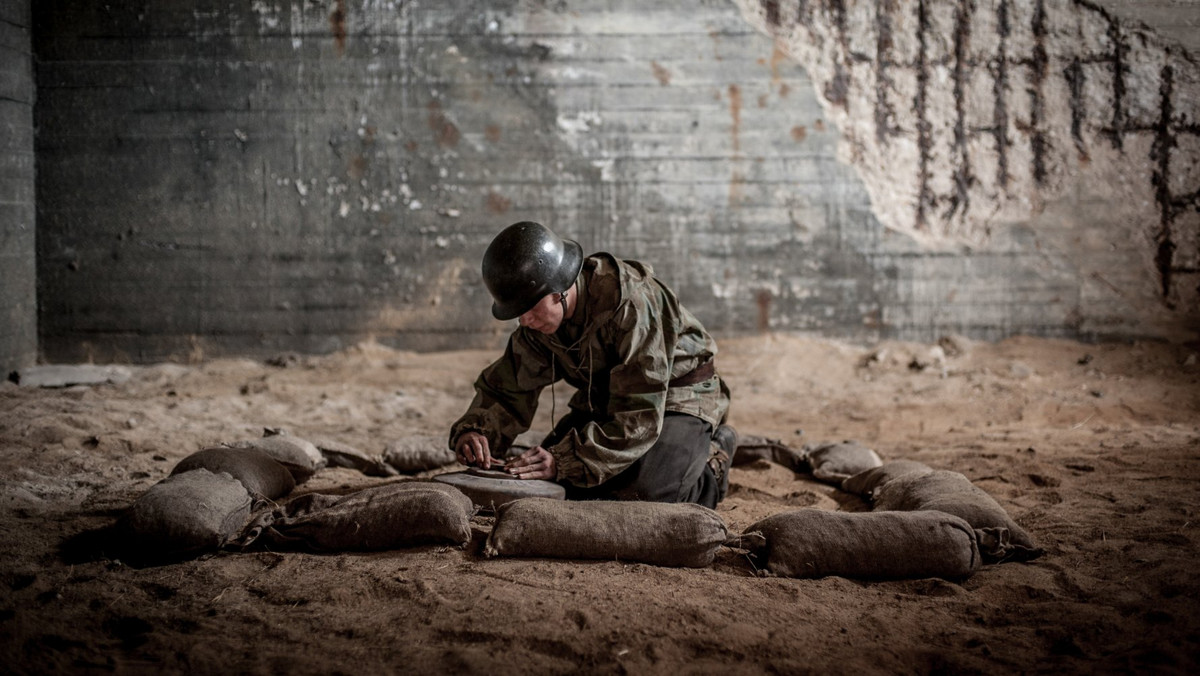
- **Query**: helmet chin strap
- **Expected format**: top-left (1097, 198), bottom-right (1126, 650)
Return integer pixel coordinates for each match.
top-left (559, 290), bottom-right (569, 320)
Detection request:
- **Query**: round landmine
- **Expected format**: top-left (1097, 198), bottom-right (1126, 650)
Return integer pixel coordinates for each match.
top-left (433, 467), bottom-right (565, 511)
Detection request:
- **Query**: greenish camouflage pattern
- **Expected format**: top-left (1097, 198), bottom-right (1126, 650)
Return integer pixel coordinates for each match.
top-left (449, 254), bottom-right (730, 487)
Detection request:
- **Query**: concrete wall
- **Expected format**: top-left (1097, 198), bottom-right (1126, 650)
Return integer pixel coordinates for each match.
top-left (0, 0), bottom-right (36, 374)
top-left (32, 0), bottom-right (1200, 363)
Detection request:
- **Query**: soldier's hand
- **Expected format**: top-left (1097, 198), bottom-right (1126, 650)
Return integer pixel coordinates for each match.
top-left (506, 445), bottom-right (556, 480)
top-left (455, 431), bottom-right (493, 468)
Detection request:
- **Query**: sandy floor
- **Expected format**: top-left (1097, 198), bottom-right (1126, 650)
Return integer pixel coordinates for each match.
top-left (1, 333), bottom-right (1198, 673)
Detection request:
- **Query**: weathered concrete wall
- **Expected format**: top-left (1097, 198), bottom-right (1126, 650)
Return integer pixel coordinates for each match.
top-left (736, 0), bottom-right (1200, 339)
top-left (0, 0), bottom-right (36, 374)
top-left (32, 0), bottom-right (1200, 363)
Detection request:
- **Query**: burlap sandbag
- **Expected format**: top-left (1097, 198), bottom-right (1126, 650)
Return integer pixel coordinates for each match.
top-left (485, 498), bottom-right (728, 568)
top-left (802, 440), bottom-right (883, 484)
top-left (171, 446), bottom-right (295, 500)
top-left (841, 460), bottom-right (933, 498)
top-left (383, 435), bottom-right (458, 473)
top-left (228, 435), bottom-right (326, 484)
top-left (871, 470), bottom-right (1043, 562)
top-left (311, 436), bottom-right (398, 478)
top-left (739, 509), bottom-right (981, 580)
top-left (243, 481), bottom-right (473, 552)
top-left (119, 469), bottom-right (255, 562)
top-left (731, 435), bottom-right (806, 472)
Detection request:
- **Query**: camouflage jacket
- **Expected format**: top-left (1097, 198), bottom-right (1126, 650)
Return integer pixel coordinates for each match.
top-left (448, 253), bottom-right (730, 487)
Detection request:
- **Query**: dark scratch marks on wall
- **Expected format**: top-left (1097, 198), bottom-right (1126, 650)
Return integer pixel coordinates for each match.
top-left (1108, 15), bottom-right (1127, 152)
top-left (1064, 58), bottom-right (1088, 162)
top-left (829, 0), bottom-right (848, 51)
top-left (761, 0), bottom-right (780, 28)
top-left (915, 0), bottom-right (932, 232)
top-left (736, 0), bottom-right (1200, 324)
top-left (1076, 0), bottom-right (1129, 151)
top-left (797, 0), bottom-right (814, 26)
top-left (824, 67), bottom-right (849, 108)
top-left (1151, 64), bottom-right (1176, 301)
top-left (948, 0), bottom-right (972, 220)
top-left (823, 0), bottom-right (851, 109)
top-left (1030, 0), bottom-right (1048, 185)
top-left (874, 0), bottom-right (897, 146)
top-left (992, 0), bottom-right (1011, 189)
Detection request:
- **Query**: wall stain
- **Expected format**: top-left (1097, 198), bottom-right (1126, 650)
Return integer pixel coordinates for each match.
top-left (755, 289), bottom-right (772, 332)
top-left (791, 125), bottom-right (807, 142)
top-left (484, 124), bottom-right (502, 143)
top-left (729, 170), bottom-right (746, 205)
top-left (485, 191), bottom-right (511, 214)
top-left (769, 44), bottom-right (788, 82)
top-left (728, 84), bottom-right (743, 154)
top-left (347, 154), bottom-right (367, 180)
top-left (330, 0), bottom-right (347, 56)
top-left (427, 101), bottom-right (461, 148)
top-left (651, 61), bottom-right (672, 86)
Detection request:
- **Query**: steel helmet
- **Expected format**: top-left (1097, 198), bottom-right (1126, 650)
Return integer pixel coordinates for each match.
top-left (482, 221), bottom-right (583, 320)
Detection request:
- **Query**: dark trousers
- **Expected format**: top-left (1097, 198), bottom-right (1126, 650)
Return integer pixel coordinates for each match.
top-left (543, 410), bottom-right (722, 509)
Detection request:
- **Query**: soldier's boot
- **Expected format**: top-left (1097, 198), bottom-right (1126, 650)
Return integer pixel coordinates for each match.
top-left (708, 424), bottom-right (738, 502)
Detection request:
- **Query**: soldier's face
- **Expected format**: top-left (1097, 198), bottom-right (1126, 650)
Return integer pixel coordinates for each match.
top-left (518, 293), bottom-right (563, 334)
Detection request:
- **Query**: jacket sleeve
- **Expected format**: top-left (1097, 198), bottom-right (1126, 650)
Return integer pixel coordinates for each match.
top-left (548, 293), bottom-right (674, 487)
top-left (447, 330), bottom-right (557, 457)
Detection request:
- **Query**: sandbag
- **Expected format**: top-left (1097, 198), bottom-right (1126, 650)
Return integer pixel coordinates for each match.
top-left (228, 435), bottom-right (325, 484)
top-left (871, 470), bottom-right (1043, 562)
top-left (739, 509), bottom-right (981, 580)
top-left (310, 436), bottom-right (398, 478)
top-left (171, 446), bottom-right (295, 500)
top-left (803, 440), bottom-right (882, 484)
top-left (119, 469), bottom-right (255, 562)
top-left (731, 435), bottom-right (806, 472)
top-left (841, 460), bottom-right (933, 498)
top-left (485, 498), bottom-right (728, 568)
top-left (433, 467), bottom-right (565, 511)
top-left (383, 435), bottom-right (458, 473)
top-left (243, 481), bottom-right (473, 552)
